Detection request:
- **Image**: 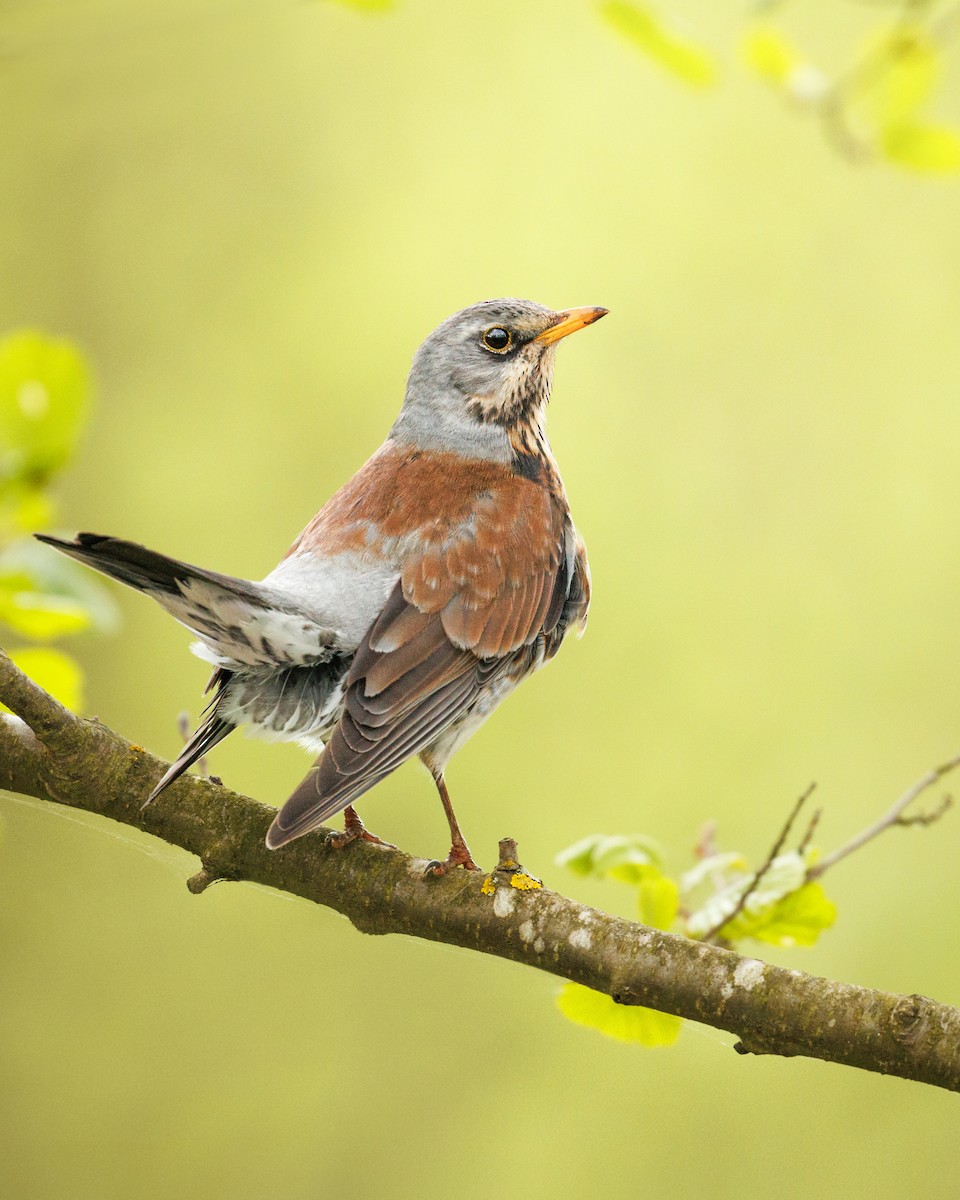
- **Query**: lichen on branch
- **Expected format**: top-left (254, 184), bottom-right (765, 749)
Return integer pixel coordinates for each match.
top-left (1, 647), bottom-right (959, 1093)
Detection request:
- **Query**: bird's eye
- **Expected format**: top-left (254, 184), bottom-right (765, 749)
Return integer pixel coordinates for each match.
top-left (481, 327), bottom-right (512, 353)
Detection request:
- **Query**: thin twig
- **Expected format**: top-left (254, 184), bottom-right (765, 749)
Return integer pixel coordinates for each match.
top-left (896, 795), bottom-right (953, 826)
top-left (701, 782), bottom-right (816, 943)
top-left (694, 819), bottom-right (718, 860)
top-left (693, 819), bottom-right (732, 894)
top-left (796, 806), bottom-right (823, 856)
top-left (177, 711), bottom-right (208, 779)
top-left (808, 753), bottom-right (960, 879)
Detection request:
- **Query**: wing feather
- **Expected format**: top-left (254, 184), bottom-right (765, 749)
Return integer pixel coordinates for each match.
top-left (266, 472), bottom-right (580, 850)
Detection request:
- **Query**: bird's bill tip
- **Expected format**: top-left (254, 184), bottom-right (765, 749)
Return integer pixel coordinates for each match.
top-left (534, 306), bottom-right (609, 345)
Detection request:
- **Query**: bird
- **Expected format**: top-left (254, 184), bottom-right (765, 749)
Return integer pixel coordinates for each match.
top-left (36, 298), bottom-right (607, 872)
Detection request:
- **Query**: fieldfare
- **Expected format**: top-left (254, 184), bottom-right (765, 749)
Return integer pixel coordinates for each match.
top-left (37, 299), bottom-right (607, 871)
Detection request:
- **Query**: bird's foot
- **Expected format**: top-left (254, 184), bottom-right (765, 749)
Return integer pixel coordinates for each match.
top-left (423, 839), bottom-right (481, 877)
top-left (326, 827), bottom-right (396, 850)
top-left (325, 805), bottom-right (396, 851)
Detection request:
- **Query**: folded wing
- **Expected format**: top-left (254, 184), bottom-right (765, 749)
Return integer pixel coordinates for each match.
top-left (266, 477), bottom-right (576, 848)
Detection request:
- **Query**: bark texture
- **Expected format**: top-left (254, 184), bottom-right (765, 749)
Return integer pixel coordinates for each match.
top-left (1, 648), bottom-right (958, 1092)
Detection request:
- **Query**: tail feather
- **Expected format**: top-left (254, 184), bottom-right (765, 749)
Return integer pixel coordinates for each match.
top-left (34, 532), bottom-right (263, 603)
top-left (144, 705), bottom-right (235, 807)
top-left (35, 531), bottom-right (338, 670)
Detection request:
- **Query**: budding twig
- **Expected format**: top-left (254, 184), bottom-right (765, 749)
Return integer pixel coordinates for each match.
top-left (700, 782), bottom-right (816, 944)
top-left (807, 753), bottom-right (960, 879)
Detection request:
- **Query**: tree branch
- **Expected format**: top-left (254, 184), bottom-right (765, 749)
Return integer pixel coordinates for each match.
top-left (1, 647), bottom-right (959, 1092)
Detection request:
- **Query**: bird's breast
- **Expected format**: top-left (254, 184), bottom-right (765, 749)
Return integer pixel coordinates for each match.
top-left (269, 440), bottom-right (576, 655)
top-left (284, 441), bottom-right (564, 554)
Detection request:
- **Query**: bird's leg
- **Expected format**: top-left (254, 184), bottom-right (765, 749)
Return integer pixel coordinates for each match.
top-left (424, 773), bottom-right (481, 876)
top-left (325, 805), bottom-right (396, 850)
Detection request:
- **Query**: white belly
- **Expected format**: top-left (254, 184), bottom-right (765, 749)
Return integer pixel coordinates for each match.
top-left (263, 549), bottom-right (400, 652)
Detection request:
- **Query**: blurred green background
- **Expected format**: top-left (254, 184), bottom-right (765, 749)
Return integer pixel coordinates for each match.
top-left (3, 1), bottom-right (960, 1196)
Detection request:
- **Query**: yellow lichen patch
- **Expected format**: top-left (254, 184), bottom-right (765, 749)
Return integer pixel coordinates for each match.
top-left (130, 744), bottom-right (144, 753)
top-left (480, 875), bottom-right (497, 895)
top-left (509, 871), bottom-right (543, 891)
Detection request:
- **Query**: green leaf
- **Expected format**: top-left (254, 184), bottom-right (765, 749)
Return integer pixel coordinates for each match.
top-left (0, 574), bottom-right (93, 638)
top-left (721, 881), bottom-right (837, 948)
top-left (600, 1), bottom-right (716, 88)
top-left (605, 860), bottom-right (657, 885)
top-left (3, 646), bottom-right (83, 712)
top-left (683, 844), bottom-right (835, 947)
top-left (680, 851), bottom-right (747, 895)
top-left (685, 850), bottom-right (810, 939)
top-left (0, 538), bottom-right (119, 639)
top-left (841, 27), bottom-right (960, 173)
top-left (740, 25), bottom-right (801, 85)
top-left (881, 122), bottom-right (960, 173)
top-left (739, 25), bottom-right (826, 104)
top-left (556, 832), bottom-right (663, 880)
top-left (557, 983), bottom-right (682, 1047)
top-left (864, 28), bottom-right (938, 126)
top-left (0, 485), bottom-right (55, 539)
top-left (637, 871), bottom-right (679, 931)
top-left (0, 330), bottom-right (92, 490)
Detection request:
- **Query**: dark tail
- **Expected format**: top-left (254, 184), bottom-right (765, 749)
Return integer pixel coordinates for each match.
top-left (34, 531), bottom-right (262, 603)
top-left (35, 533), bottom-right (244, 802)
top-left (144, 671), bottom-right (236, 807)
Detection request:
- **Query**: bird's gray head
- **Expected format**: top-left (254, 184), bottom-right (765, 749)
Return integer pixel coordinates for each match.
top-left (390, 298), bottom-right (607, 462)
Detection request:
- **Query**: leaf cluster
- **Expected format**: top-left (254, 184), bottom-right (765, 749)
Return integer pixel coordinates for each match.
top-left (603, 1), bottom-right (960, 174)
top-left (0, 331), bottom-right (115, 713)
top-left (553, 828), bottom-right (836, 1047)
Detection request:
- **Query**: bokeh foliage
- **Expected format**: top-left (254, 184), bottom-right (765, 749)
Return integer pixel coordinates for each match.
top-left (606, 0), bottom-right (960, 171)
top-left (0, 331), bottom-right (114, 711)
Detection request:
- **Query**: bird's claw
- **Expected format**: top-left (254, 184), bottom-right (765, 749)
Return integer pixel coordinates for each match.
top-left (325, 807), bottom-right (395, 851)
top-left (325, 827), bottom-right (396, 850)
top-left (423, 844), bottom-right (481, 877)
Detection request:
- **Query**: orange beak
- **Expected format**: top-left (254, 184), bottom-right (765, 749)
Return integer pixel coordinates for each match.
top-left (534, 306), bottom-right (609, 346)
